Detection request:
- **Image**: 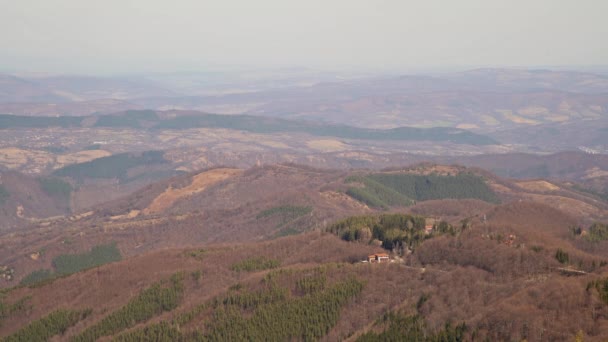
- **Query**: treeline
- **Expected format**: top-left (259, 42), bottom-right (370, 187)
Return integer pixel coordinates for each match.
top-left (71, 273), bottom-right (184, 342)
top-left (0, 295), bottom-right (30, 327)
top-left (345, 176), bottom-right (413, 209)
top-left (20, 269), bottom-right (54, 286)
top-left (3, 309), bottom-right (91, 342)
top-left (53, 243), bottom-right (122, 275)
top-left (199, 277), bottom-right (363, 341)
top-left (366, 173), bottom-right (500, 204)
top-left (52, 151), bottom-right (167, 182)
top-left (295, 271), bottom-right (327, 295)
top-left (217, 284), bottom-right (288, 310)
top-left (357, 311), bottom-right (467, 342)
top-left (555, 248), bottom-right (570, 264)
top-left (20, 243), bottom-right (122, 286)
top-left (94, 110), bottom-right (158, 129)
top-left (328, 214), bottom-right (438, 252)
top-left (114, 270), bottom-right (363, 341)
top-left (0, 185), bottom-right (9, 205)
top-left (329, 214), bottom-right (467, 252)
top-left (256, 205), bottom-right (312, 220)
top-left (492, 164), bottom-right (551, 179)
top-left (345, 173), bottom-right (500, 209)
top-left (586, 223), bottom-right (608, 242)
top-left (0, 114), bottom-right (83, 129)
top-left (0, 112), bottom-right (497, 145)
top-left (38, 177), bottom-right (72, 200)
top-left (570, 183), bottom-right (608, 202)
top-left (230, 256), bottom-right (281, 272)
top-left (157, 114), bottom-right (497, 145)
top-left (257, 205), bottom-right (314, 237)
top-left (113, 321), bottom-right (181, 342)
top-left (587, 278), bottom-right (608, 305)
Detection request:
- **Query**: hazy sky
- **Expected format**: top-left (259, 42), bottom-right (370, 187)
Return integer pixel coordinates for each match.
top-left (1, 0), bottom-right (607, 74)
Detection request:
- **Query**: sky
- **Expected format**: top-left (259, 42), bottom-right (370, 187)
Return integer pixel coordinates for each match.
top-left (1, 0), bottom-right (607, 74)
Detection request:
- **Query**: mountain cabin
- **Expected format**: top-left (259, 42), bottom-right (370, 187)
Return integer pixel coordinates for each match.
top-left (367, 253), bottom-right (390, 263)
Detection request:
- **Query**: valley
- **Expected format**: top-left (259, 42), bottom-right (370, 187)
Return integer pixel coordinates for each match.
top-left (0, 67), bottom-right (607, 341)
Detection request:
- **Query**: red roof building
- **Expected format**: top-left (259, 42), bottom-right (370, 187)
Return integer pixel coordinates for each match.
top-left (368, 253), bottom-right (390, 263)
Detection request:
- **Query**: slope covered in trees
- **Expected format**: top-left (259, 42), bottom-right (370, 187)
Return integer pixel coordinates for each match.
top-left (329, 214), bottom-right (423, 251)
top-left (0, 170), bottom-right (75, 230)
top-left (1, 229), bottom-right (606, 341)
top-left (328, 213), bottom-right (468, 253)
top-left (71, 273), bottom-right (183, 341)
top-left (115, 268), bottom-right (363, 341)
top-left (254, 205), bottom-right (315, 237)
top-left (0, 295), bottom-right (29, 328)
top-left (38, 177), bottom-right (72, 201)
top-left (588, 277), bottom-right (608, 305)
top-left (20, 243), bottom-right (122, 286)
top-left (586, 223), bottom-right (608, 242)
top-left (0, 111), bottom-right (498, 145)
top-left (357, 311), bottom-right (467, 342)
top-left (256, 205), bottom-right (312, 221)
top-left (0, 186), bottom-right (8, 206)
top-left (157, 113), bottom-right (498, 145)
top-left (1, 164), bottom-right (607, 340)
top-left (52, 151), bottom-right (167, 182)
top-left (345, 176), bottom-right (413, 209)
top-left (94, 110), bottom-right (158, 128)
top-left (230, 256), bottom-right (281, 272)
top-left (0, 114), bottom-right (83, 129)
top-left (346, 172), bottom-right (499, 208)
top-left (3, 309), bottom-right (90, 342)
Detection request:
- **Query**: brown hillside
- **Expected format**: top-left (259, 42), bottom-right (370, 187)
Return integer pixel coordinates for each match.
top-left (142, 168), bottom-right (242, 215)
top-left (0, 171), bottom-right (69, 230)
top-left (1, 163), bottom-right (607, 290)
top-left (2, 231), bottom-right (608, 341)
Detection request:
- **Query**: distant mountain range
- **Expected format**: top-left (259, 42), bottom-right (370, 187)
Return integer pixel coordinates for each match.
top-left (1, 68), bottom-right (606, 155)
top-left (0, 110), bottom-right (498, 146)
top-left (1, 68), bottom-right (606, 133)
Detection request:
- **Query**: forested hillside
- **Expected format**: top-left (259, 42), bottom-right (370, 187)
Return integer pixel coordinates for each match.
top-left (0, 164), bottom-right (607, 340)
top-left (20, 243), bottom-right (122, 286)
top-left (52, 150), bottom-right (170, 182)
top-left (328, 213), bottom-right (462, 252)
top-left (0, 111), bottom-right (498, 145)
top-left (345, 172), bottom-right (499, 208)
top-left (0, 171), bottom-right (71, 230)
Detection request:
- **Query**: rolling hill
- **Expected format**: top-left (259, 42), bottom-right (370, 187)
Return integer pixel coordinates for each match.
top-left (1, 209), bottom-right (608, 341)
top-left (451, 151), bottom-right (608, 201)
top-left (0, 171), bottom-right (71, 230)
top-left (128, 69), bottom-right (608, 133)
top-left (0, 111), bottom-right (498, 146)
top-left (0, 162), bottom-right (607, 340)
top-left (3, 65), bottom-right (608, 341)
top-left (1, 163), bottom-right (607, 285)
top-left (0, 73), bottom-right (173, 103)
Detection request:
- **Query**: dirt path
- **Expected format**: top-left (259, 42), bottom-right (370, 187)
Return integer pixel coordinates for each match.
top-left (143, 168), bottom-right (242, 215)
